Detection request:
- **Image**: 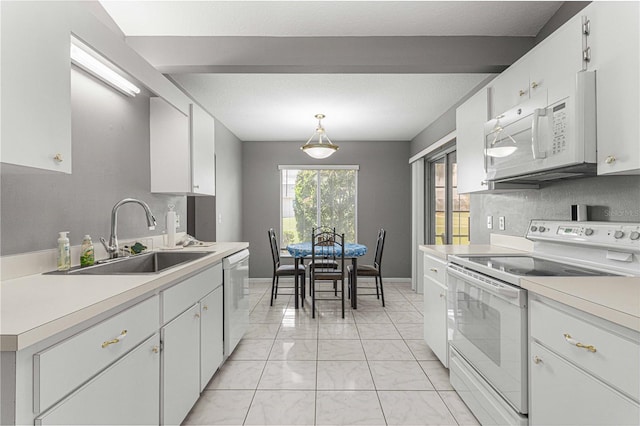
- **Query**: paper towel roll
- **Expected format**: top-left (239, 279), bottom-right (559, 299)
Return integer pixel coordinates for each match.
top-left (166, 210), bottom-right (176, 247)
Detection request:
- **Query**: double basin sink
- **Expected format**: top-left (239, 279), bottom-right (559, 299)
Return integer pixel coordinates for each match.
top-left (49, 251), bottom-right (213, 275)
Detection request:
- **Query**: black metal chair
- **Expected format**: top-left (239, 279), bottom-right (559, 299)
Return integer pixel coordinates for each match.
top-left (310, 229), bottom-right (346, 318)
top-left (305, 226), bottom-right (338, 296)
top-left (348, 228), bottom-right (386, 306)
top-left (268, 228), bottom-right (305, 306)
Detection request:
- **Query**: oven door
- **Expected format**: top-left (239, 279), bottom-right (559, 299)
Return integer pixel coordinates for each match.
top-left (447, 265), bottom-right (528, 414)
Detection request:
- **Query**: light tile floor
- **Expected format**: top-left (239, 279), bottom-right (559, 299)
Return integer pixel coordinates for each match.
top-left (183, 279), bottom-right (479, 426)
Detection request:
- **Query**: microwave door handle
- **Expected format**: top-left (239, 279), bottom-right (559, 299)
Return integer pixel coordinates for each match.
top-left (532, 108), bottom-right (548, 159)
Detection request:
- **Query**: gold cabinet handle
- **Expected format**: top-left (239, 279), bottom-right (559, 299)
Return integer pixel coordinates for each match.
top-left (152, 345), bottom-right (160, 354)
top-left (605, 155), bottom-right (616, 164)
top-left (519, 89), bottom-right (526, 97)
top-left (203, 305), bottom-right (209, 311)
top-left (533, 355), bottom-right (542, 364)
top-left (102, 330), bottom-right (127, 348)
top-left (439, 293), bottom-right (445, 298)
top-left (194, 313), bottom-right (201, 319)
top-left (531, 81), bottom-right (539, 89)
top-left (563, 333), bottom-right (597, 353)
top-left (53, 153), bottom-right (63, 162)
top-left (429, 268), bottom-right (438, 273)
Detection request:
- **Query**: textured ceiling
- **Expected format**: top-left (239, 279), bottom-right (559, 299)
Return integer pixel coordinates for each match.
top-left (100, 1), bottom-right (563, 142)
top-left (101, 1), bottom-right (563, 37)
top-left (170, 73), bottom-right (492, 141)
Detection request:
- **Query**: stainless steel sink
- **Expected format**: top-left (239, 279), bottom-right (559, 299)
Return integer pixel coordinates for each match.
top-left (48, 251), bottom-right (213, 275)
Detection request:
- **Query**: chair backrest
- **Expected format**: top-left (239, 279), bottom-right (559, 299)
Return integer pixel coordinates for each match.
top-left (311, 228), bottom-right (345, 271)
top-left (374, 228), bottom-right (386, 270)
top-left (268, 228), bottom-right (280, 270)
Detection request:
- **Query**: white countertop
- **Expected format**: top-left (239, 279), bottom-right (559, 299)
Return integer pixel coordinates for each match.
top-left (0, 242), bottom-right (248, 351)
top-left (521, 276), bottom-right (640, 332)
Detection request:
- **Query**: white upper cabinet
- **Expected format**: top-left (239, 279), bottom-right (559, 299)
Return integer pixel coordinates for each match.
top-left (585, 2), bottom-right (640, 175)
top-left (190, 103), bottom-right (216, 195)
top-left (1, 2), bottom-right (72, 173)
top-left (150, 99), bottom-right (216, 196)
top-left (456, 88), bottom-right (490, 194)
top-left (489, 55), bottom-right (533, 118)
top-left (489, 15), bottom-right (584, 119)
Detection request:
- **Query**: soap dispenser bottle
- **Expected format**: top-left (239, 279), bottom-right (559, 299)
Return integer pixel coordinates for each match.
top-left (80, 235), bottom-right (95, 267)
top-left (57, 232), bottom-right (71, 271)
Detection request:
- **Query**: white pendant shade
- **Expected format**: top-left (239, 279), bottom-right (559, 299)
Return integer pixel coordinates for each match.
top-left (301, 114), bottom-right (339, 159)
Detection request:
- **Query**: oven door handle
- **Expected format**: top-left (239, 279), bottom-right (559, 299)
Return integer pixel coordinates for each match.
top-left (447, 267), bottom-right (522, 302)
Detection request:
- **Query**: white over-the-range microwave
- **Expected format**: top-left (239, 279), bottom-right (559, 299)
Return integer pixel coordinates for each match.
top-left (484, 71), bottom-right (596, 184)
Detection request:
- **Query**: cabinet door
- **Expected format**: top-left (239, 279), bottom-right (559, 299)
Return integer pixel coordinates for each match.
top-left (530, 15), bottom-right (583, 106)
top-left (530, 341), bottom-right (640, 426)
top-left (489, 56), bottom-right (531, 117)
top-left (35, 334), bottom-right (160, 425)
top-left (456, 88), bottom-right (490, 193)
top-left (200, 286), bottom-right (224, 391)
top-left (1, 2), bottom-right (72, 173)
top-left (588, 2), bottom-right (640, 175)
top-left (423, 277), bottom-right (448, 367)
top-left (190, 103), bottom-right (216, 196)
top-left (150, 97), bottom-right (191, 193)
top-left (162, 304), bottom-right (201, 426)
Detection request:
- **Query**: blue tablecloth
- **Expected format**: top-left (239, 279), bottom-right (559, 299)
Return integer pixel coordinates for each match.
top-left (286, 242), bottom-right (368, 258)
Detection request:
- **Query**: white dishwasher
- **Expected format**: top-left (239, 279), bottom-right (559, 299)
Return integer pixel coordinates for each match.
top-left (223, 249), bottom-right (250, 358)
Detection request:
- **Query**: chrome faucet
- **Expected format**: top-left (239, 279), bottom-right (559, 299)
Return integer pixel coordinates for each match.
top-left (101, 198), bottom-right (157, 258)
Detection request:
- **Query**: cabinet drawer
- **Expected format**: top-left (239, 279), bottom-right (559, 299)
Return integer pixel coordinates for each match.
top-left (34, 295), bottom-right (159, 413)
top-left (530, 341), bottom-right (640, 426)
top-left (162, 262), bottom-right (222, 324)
top-left (423, 254), bottom-right (447, 285)
top-left (530, 297), bottom-right (640, 401)
top-left (35, 334), bottom-right (160, 426)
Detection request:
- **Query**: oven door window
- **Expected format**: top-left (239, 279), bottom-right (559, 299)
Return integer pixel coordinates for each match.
top-left (457, 289), bottom-right (502, 365)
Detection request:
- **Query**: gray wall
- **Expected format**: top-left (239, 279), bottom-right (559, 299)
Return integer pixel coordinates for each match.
top-left (0, 68), bottom-right (185, 255)
top-left (192, 118), bottom-right (243, 243)
top-left (470, 175), bottom-right (640, 243)
top-left (242, 140), bottom-right (412, 278)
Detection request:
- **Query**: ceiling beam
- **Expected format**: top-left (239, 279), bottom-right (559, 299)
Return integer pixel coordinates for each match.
top-left (125, 35), bottom-right (536, 74)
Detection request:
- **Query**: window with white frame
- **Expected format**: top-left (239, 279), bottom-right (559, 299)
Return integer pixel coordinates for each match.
top-left (279, 165), bottom-right (358, 248)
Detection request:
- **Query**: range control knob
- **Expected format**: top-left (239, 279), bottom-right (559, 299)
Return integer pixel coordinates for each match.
top-left (630, 231), bottom-right (640, 241)
top-left (614, 230), bottom-right (625, 239)
top-left (539, 226), bottom-right (546, 233)
top-left (584, 228), bottom-right (594, 236)
top-left (530, 226), bottom-right (538, 232)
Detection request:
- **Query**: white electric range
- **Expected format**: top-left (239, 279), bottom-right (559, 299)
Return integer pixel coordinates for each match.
top-left (446, 220), bottom-right (640, 425)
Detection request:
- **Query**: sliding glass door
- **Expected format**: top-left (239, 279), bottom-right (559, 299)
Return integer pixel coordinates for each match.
top-left (427, 150), bottom-right (470, 245)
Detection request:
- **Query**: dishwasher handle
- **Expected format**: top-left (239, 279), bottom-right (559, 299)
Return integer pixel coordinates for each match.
top-left (224, 249), bottom-right (250, 268)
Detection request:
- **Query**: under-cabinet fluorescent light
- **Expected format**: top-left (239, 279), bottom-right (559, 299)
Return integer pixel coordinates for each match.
top-left (70, 38), bottom-right (140, 97)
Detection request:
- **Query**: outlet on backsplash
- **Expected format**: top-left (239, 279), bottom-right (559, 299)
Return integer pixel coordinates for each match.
top-left (499, 216), bottom-right (506, 231)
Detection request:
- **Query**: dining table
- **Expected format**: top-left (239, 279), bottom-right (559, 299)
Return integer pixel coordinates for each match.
top-left (286, 242), bottom-right (368, 309)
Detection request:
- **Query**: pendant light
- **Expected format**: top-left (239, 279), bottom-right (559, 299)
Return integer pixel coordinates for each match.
top-left (301, 114), bottom-right (339, 159)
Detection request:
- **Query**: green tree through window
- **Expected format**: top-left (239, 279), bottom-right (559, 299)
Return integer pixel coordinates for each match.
top-left (281, 168), bottom-right (357, 247)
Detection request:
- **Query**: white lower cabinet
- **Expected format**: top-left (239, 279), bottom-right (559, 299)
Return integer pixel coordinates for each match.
top-left (529, 295), bottom-right (640, 425)
top-left (35, 334), bottom-right (160, 425)
top-left (160, 262), bottom-right (224, 425)
top-left (200, 286), bottom-right (224, 391)
top-left (530, 341), bottom-right (639, 426)
top-left (161, 304), bottom-right (201, 426)
top-left (5, 259), bottom-right (231, 426)
top-left (423, 254), bottom-right (449, 367)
